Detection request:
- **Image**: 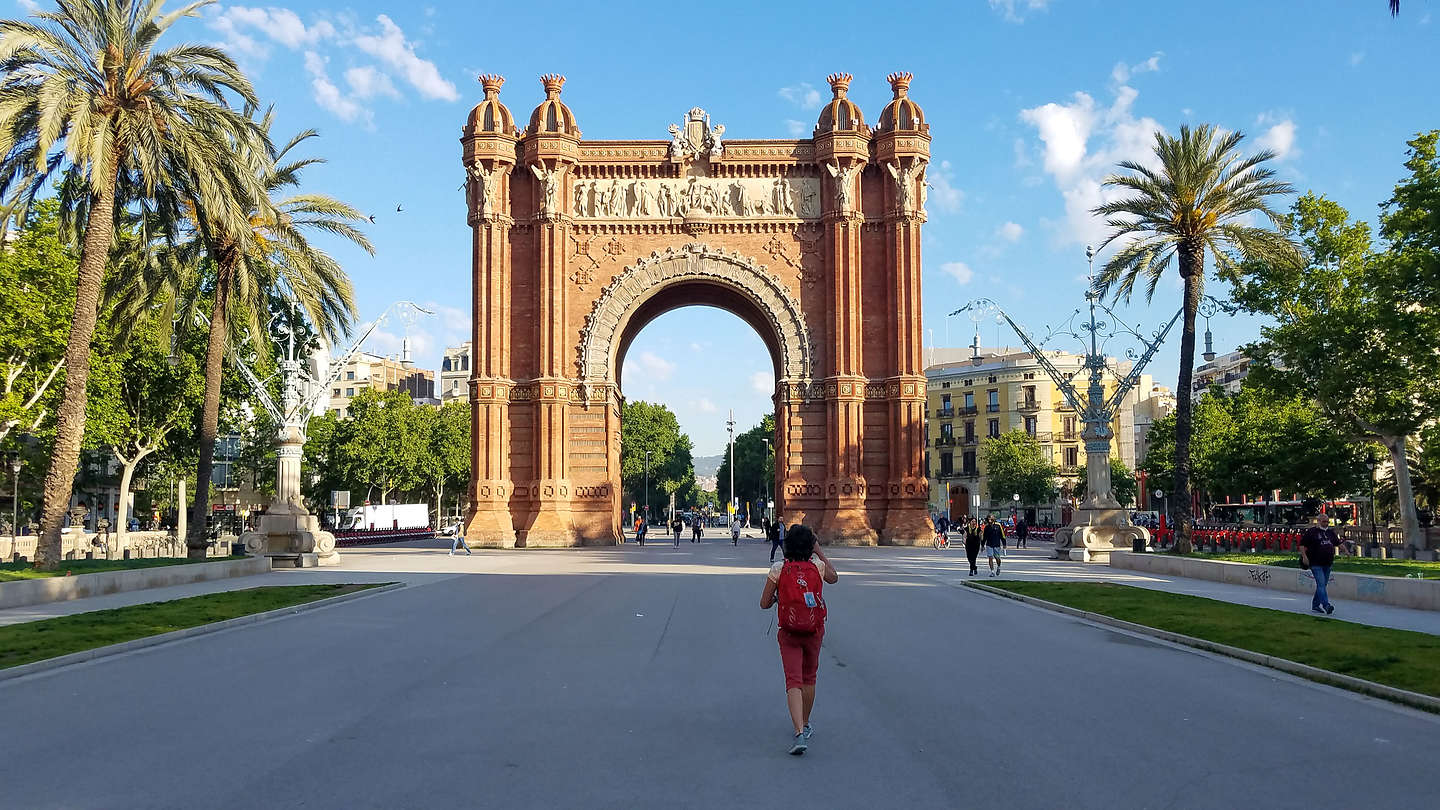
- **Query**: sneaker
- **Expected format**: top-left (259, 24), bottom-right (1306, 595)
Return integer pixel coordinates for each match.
top-left (788, 732), bottom-right (807, 755)
top-left (802, 723), bottom-right (813, 741)
top-left (1324, 604), bottom-right (1335, 615)
top-left (1312, 606), bottom-right (1325, 614)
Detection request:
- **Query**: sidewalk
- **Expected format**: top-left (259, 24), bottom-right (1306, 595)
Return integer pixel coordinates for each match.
top-left (880, 546), bottom-right (1440, 636)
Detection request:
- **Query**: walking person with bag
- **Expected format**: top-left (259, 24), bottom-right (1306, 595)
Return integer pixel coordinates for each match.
top-left (759, 524), bottom-right (837, 755)
top-left (964, 516), bottom-right (983, 576)
top-left (731, 517), bottom-right (742, 546)
top-left (983, 514), bottom-right (1006, 576)
top-left (1300, 514), bottom-right (1341, 615)
top-left (671, 515), bottom-right (683, 547)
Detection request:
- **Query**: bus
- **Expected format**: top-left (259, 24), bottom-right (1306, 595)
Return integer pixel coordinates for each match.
top-left (1208, 499), bottom-right (1360, 526)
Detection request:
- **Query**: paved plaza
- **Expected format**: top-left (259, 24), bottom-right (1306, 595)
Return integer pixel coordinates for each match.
top-left (1, 539), bottom-right (1436, 809)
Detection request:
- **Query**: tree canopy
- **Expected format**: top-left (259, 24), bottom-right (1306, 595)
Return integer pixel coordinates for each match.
top-left (716, 413), bottom-right (776, 516)
top-left (981, 430), bottom-right (1059, 508)
top-left (619, 400), bottom-right (698, 517)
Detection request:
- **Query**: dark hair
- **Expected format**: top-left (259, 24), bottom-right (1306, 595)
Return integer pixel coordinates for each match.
top-left (783, 523), bottom-right (817, 561)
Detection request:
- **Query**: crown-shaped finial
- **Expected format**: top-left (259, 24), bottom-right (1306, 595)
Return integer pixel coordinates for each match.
top-left (887, 72), bottom-right (912, 96)
top-left (826, 73), bottom-right (853, 97)
top-left (540, 74), bottom-right (566, 97)
top-left (478, 74), bottom-right (504, 98)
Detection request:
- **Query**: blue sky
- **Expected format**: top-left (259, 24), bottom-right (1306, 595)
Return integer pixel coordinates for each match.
top-left (20, 0), bottom-right (1436, 455)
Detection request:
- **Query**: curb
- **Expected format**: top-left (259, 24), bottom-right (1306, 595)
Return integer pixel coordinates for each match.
top-left (0, 581), bottom-right (405, 684)
top-left (963, 581), bottom-right (1440, 714)
top-left (0, 556), bottom-right (272, 610)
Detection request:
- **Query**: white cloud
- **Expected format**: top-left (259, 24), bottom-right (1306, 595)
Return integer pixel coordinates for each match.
top-left (346, 65), bottom-right (399, 100)
top-left (784, 119), bottom-right (807, 137)
top-left (1255, 114), bottom-right (1298, 161)
top-left (1349, 50), bottom-right (1366, 67)
top-left (1019, 84), bottom-right (1164, 248)
top-left (16, 0), bottom-right (39, 12)
top-left (692, 397), bottom-right (718, 414)
top-left (635, 351), bottom-right (675, 382)
top-left (1111, 51), bottom-right (1162, 85)
top-left (210, 6), bottom-right (335, 59)
top-left (927, 159), bottom-right (965, 214)
top-left (304, 51), bottom-right (369, 126)
top-left (990, 0), bottom-right (1051, 23)
top-left (996, 221), bottom-right (1024, 242)
top-left (942, 261), bottom-right (974, 285)
top-left (778, 82), bottom-right (822, 110)
top-left (351, 14), bottom-right (458, 101)
top-left (750, 371), bottom-right (773, 395)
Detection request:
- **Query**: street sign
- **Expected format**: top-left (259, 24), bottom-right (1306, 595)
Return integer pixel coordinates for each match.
top-left (332, 490), bottom-right (351, 509)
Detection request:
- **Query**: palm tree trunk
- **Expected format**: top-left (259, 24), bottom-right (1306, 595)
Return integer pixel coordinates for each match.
top-left (186, 245), bottom-right (236, 559)
top-left (1171, 244), bottom-right (1204, 554)
top-left (34, 164), bottom-right (120, 570)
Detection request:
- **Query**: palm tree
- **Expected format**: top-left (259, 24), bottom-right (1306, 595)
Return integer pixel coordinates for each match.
top-left (1090, 124), bottom-right (1301, 552)
top-left (115, 112), bottom-right (371, 556)
top-left (0, 0), bottom-right (259, 568)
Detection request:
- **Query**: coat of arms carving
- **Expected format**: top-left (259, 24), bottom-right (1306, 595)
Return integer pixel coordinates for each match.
top-left (667, 107), bottom-right (725, 163)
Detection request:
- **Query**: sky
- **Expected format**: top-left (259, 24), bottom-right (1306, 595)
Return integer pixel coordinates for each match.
top-left (17, 0), bottom-right (1435, 455)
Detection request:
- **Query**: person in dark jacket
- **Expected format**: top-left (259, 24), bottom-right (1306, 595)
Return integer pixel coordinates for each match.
top-left (983, 515), bottom-right (1007, 576)
top-left (964, 516), bottom-right (983, 576)
top-left (1015, 516), bottom-right (1028, 549)
top-left (671, 516), bottom-right (683, 546)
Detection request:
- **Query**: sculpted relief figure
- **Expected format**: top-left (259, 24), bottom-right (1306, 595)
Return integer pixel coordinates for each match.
top-left (634, 182), bottom-right (653, 216)
top-left (469, 161), bottom-right (500, 217)
top-left (772, 178), bottom-right (795, 216)
top-left (825, 161), bottom-right (861, 214)
top-left (885, 158), bottom-right (927, 215)
top-left (668, 123), bottom-right (687, 161)
top-left (529, 162), bottom-right (563, 217)
top-left (606, 179), bottom-right (625, 217)
top-left (799, 188), bottom-right (818, 218)
top-left (574, 182), bottom-right (589, 216)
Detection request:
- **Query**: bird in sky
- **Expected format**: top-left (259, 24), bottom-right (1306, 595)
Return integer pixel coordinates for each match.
top-left (396, 204), bottom-right (404, 213)
top-left (367, 215), bottom-right (376, 224)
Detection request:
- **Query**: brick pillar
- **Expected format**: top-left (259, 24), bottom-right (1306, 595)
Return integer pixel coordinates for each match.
top-left (525, 188), bottom-right (576, 546)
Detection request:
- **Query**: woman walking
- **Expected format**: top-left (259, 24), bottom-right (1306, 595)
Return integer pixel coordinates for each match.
top-left (759, 524), bottom-right (837, 755)
top-left (964, 516), bottom-right (982, 576)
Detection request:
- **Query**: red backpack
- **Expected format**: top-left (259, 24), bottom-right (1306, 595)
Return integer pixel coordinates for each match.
top-left (777, 559), bottom-right (827, 634)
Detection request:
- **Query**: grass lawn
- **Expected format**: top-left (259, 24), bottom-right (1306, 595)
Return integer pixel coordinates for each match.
top-left (0, 584), bottom-right (380, 669)
top-left (977, 581), bottom-right (1440, 699)
top-left (0, 556), bottom-right (246, 583)
top-left (1178, 552), bottom-right (1440, 579)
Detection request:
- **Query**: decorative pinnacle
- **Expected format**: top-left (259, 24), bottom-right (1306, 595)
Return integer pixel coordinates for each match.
top-left (826, 73), bottom-right (852, 97)
top-left (540, 74), bottom-right (566, 97)
top-left (477, 74), bottom-right (504, 97)
top-left (887, 71), bottom-right (912, 96)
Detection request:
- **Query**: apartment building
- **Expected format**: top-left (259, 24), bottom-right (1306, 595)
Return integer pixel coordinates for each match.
top-left (327, 351), bottom-right (436, 417)
top-left (440, 341), bottom-right (472, 403)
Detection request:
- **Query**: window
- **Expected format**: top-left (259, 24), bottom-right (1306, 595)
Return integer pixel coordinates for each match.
top-left (1063, 417), bottom-right (1076, 439)
top-left (1024, 416), bottom-right (1037, 436)
top-left (452, 380), bottom-right (460, 390)
top-left (462, 355), bottom-right (469, 371)
top-left (332, 388), bottom-right (340, 397)
top-left (1043, 445), bottom-right (1054, 461)
top-left (941, 381), bottom-right (950, 389)
top-left (1023, 385), bottom-right (1037, 407)
top-left (939, 452), bottom-right (954, 476)
top-left (962, 451), bottom-right (977, 475)
top-left (988, 418), bottom-right (1000, 438)
top-left (988, 375), bottom-right (997, 383)
top-left (346, 371), bottom-right (355, 380)
top-left (1024, 372), bottom-right (1035, 380)
top-left (346, 387), bottom-right (355, 397)
top-left (940, 423), bottom-right (953, 439)
top-left (964, 379), bottom-right (972, 386)
top-left (964, 392), bottom-right (974, 409)
top-left (964, 420), bottom-right (975, 442)
top-left (442, 357), bottom-right (453, 372)
top-left (1064, 447), bottom-right (1079, 467)
top-left (987, 389), bottom-right (1000, 412)
top-left (941, 394), bottom-right (951, 407)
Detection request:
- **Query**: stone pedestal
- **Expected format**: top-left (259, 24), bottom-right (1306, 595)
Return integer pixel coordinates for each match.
top-left (1052, 506), bottom-right (1149, 563)
top-left (238, 431), bottom-right (340, 567)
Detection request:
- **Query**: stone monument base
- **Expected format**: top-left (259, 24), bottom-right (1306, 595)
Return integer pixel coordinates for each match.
top-left (240, 509), bottom-right (340, 569)
top-left (1052, 505), bottom-right (1149, 564)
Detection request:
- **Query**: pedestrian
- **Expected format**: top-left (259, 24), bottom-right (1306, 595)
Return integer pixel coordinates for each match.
top-left (964, 516), bottom-right (982, 576)
top-left (637, 516), bottom-right (647, 546)
top-left (692, 515), bottom-right (702, 542)
top-left (672, 515), bottom-right (683, 546)
top-left (767, 519), bottom-right (781, 562)
top-left (1015, 515), bottom-right (1028, 549)
top-left (759, 523), bottom-right (837, 756)
top-left (1300, 514), bottom-right (1341, 615)
top-left (731, 518), bottom-right (742, 546)
top-left (983, 514), bottom-right (1006, 576)
top-left (450, 528), bottom-right (473, 556)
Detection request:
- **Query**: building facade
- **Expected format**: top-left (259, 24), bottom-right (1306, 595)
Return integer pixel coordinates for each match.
top-left (440, 342), bottom-right (472, 403)
top-left (1193, 349), bottom-right (1250, 395)
top-left (924, 348), bottom-right (1158, 525)
top-left (327, 351), bottom-right (436, 417)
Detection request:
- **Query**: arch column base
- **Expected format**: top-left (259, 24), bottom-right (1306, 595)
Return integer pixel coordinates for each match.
top-left (879, 477), bottom-right (934, 546)
top-left (819, 480), bottom-right (878, 546)
top-left (465, 479), bottom-right (516, 547)
top-left (519, 480), bottom-right (576, 547)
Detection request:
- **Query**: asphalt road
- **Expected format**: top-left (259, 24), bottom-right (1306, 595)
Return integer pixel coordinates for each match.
top-left (1, 543), bottom-right (1435, 809)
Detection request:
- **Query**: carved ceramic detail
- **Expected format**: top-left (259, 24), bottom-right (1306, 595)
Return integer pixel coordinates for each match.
top-left (577, 243), bottom-right (813, 395)
top-left (571, 176), bottom-right (819, 220)
top-left (762, 231), bottom-right (824, 286)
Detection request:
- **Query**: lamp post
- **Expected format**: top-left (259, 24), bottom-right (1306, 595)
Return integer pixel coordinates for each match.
top-left (7, 455), bottom-right (18, 562)
top-left (644, 449), bottom-right (651, 522)
top-left (1012, 492), bottom-right (1020, 520)
top-left (762, 438), bottom-right (772, 524)
top-left (727, 409), bottom-right (736, 530)
top-left (1365, 449), bottom-right (1379, 556)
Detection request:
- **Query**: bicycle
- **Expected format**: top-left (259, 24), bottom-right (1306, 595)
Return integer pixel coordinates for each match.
top-left (934, 530), bottom-right (950, 549)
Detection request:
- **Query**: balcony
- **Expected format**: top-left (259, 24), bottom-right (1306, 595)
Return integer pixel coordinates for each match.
top-left (1058, 465), bottom-right (1080, 475)
top-left (986, 403), bottom-right (1001, 413)
top-left (934, 435), bottom-right (957, 447)
top-left (962, 436), bottom-right (979, 446)
top-left (1017, 399), bottom-right (1040, 413)
top-left (959, 405), bottom-right (979, 416)
top-left (959, 469), bottom-right (980, 480)
top-left (936, 407), bottom-right (955, 419)
top-left (1056, 402), bottom-right (1076, 413)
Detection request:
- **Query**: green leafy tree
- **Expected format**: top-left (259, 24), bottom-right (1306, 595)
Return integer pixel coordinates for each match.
top-left (619, 400), bottom-right (697, 520)
top-left (1231, 136), bottom-right (1440, 547)
top-left (1080, 457), bottom-right (1138, 507)
top-left (716, 414), bottom-right (776, 518)
top-left (340, 388), bottom-right (424, 505)
top-left (418, 400), bottom-right (469, 525)
top-left (981, 430), bottom-right (1059, 509)
top-left (1091, 124), bottom-right (1302, 552)
top-left (84, 315), bottom-right (204, 542)
top-left (0, 0), bottom-right (261, 568)
top-left (0, 200), bottom-right (73, 446)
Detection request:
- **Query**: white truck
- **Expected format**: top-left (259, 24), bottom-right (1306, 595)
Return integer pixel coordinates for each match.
top-left (340, 503), bottom-right (431, 532)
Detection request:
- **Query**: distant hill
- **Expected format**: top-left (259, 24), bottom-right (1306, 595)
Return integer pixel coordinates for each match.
top-left (693, 454), bottom-right (723, 478)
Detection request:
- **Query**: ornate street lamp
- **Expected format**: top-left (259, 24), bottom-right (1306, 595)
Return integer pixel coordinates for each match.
top-left (1365, 448), bottom-right (1380, 555)
top-left (950, 247), bottom-right (1231, 562)
top-left (7, 452), bottom-right (19, 562)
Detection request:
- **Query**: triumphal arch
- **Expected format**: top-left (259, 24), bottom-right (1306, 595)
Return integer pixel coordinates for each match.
top-left (460, 72), bottom-right (933, 546)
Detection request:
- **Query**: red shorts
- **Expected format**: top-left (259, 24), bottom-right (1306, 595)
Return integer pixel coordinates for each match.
top-left (777, 627), bottom-right (824, 690)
